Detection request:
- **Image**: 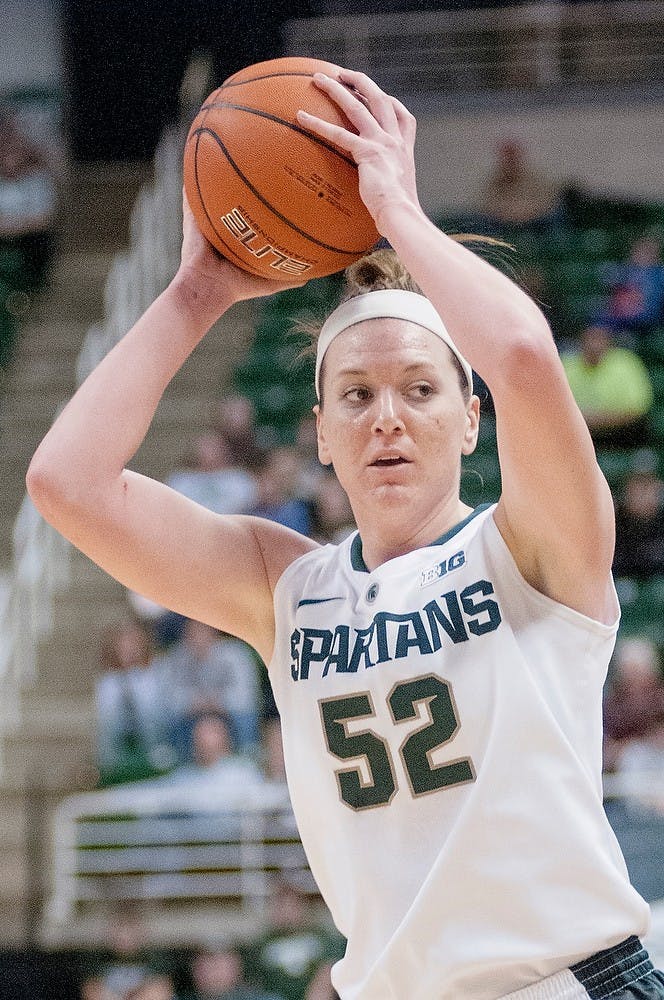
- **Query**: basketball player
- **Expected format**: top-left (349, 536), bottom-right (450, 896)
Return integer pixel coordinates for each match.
top-left (27, 69), bottom-right (664, 999)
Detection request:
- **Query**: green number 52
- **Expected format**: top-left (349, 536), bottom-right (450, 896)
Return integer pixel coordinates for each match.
top-left (319, 673), bottom-right (475, 811)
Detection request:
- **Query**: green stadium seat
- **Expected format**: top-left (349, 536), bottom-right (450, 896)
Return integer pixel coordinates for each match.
top-left (636, 328), bottom-right (664, 365)
top-left (646, 405), bottom-right (664, 446)
top-left (595, 449), bottom-right (644, 489)
top-left (462, 450), bottom-right (501, 505)
top-left (616, 576), bottom-right (664, 643)
top-left (0, 281), bottom-right (18, 368)
top-left (646, 364), bottom-right (664, 405)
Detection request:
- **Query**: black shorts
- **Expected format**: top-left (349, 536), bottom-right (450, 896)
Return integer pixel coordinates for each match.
top-left (504, 937), bottom-right (664, 999)
top-left (569, 937), bottom-right (664, 999)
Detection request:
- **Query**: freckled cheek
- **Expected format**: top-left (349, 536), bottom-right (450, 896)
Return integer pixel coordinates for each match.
top-left (325, 423), bottom-right (364, 462)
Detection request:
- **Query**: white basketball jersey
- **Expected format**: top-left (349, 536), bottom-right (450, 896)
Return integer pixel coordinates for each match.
top-left (268, 504), bottom-right (650, 1000)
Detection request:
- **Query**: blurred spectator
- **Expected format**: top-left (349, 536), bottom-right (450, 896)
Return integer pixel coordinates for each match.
top-left (95, 619), bottom-right (176, 786)
top-left (603, 638), bottom-right (664, 899)
top-left (191, 711), bottom-right (234, 766)
top-left (127, 976), bottom-right (179, 1000)
top-left (244, 880), bottom-right (345, 1000)
top-left (292, 414), bottom-right (325, 501)
top-left (302, 964), bottom-right (339, 1000)
top-left (79, 905), bottom-right (174, 1000)
top-left (261, 685), bottom-right (286, 783)
top-left (617, 731), bottom-right (664, 815)
top-left (155, 712), bottom-right (266, 812)
top-left (211, 392), bottom-right (265, 471)
top-left (115, 713), bottom-right (267, 844)
top-left (613, 449), bottom-right (664, 580)
top-left (156, 618), bottom-right (260, 757)
top-left (185, 942), bottom-right (284, 1000)
top-left (603, 637), bottom-right (664, 773)
top-left (597, 234), bottom-right (664, 333)
top-left (605, 637), bottom-right (664, 816)
top-left (249, 447), bottom-right (312, 535)
top-left (166, 430), bottom-right (257, 515)
top-left (561, 324), bottom-right (653, 447)
top-left (125, 589), bottom-right (188, 650)
top-left (478, 139), bottom-right (565, 230)
top-left (309, 471), bottom-right (355, 545)
top-left (0, 104), bottom-right (58, 288)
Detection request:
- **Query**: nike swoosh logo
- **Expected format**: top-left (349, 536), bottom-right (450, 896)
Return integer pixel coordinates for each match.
top-left (297, 597), bottom-right (344, 608)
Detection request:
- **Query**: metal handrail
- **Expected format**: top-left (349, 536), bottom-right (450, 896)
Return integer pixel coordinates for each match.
top-left (44, 776), bottom-right (311, 939)
top-left (0, 129), bottom-right (184, 766)
top-left (284, 2), bottom-right (664, 97)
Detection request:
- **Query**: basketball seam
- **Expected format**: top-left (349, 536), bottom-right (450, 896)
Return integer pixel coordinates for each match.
top-left (221, 71), bottom-right (326, 89)
top-left (199, 100), bottom-right (357, 169)
top-left (192, 126), bottom-right (376, 256)
top-left (192, 129), bottom-right (265, 275)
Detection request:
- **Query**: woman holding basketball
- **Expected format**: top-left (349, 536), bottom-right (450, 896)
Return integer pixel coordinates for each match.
top-left (27, 69), bottom-right (663, 999)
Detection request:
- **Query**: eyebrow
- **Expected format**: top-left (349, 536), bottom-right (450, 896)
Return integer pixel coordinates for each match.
top-left (332, 361), bottom-right (437, 381)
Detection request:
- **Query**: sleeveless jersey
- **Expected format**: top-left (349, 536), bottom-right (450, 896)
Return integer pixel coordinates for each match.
top-left (268, 504), bottom-right (650, 1000)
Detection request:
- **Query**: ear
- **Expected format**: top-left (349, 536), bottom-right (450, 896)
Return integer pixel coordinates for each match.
top-left (461, 395), bottom-right (480, 456)
top-left (313, 403), bottom-right (333, 466)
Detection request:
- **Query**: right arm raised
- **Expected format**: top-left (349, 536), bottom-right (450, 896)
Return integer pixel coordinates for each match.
top-left (26, 200), bottom-right (316, 663)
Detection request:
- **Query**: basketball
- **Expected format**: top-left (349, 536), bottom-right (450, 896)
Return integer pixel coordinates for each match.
top-left (183, 56), bottom-right (380, 282)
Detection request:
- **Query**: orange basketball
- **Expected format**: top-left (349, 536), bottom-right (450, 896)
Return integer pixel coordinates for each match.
top-left (183, 56), bottom-right (380, 282)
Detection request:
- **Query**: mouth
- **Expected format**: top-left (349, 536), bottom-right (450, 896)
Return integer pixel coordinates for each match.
top-left (369, 456), bottom-right (411, 468)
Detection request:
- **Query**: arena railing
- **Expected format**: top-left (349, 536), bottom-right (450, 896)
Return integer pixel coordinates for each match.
top-left (0, 125), bottom-right (184, 771)
top-left (76, 127), bottom-right (183, 386)
top-left (42, 776), bottom-right (314, 945)
top-left (41, 771), bottom-right (664, 949)
top-left (284, 1), bottom-right (664, 99)
top-left (0, 493), bottom-right (71, 755)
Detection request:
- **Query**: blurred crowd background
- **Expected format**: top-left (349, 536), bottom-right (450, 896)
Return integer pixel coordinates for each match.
top-left (2, 1), bottom-right (664, 998)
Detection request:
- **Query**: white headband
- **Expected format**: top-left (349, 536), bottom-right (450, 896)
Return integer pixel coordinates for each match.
top-left (315, 289), bottom-right (473, 399)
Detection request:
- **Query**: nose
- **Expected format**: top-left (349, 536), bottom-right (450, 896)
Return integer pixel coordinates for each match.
top-left (371, 389), bottom-right (405, 436)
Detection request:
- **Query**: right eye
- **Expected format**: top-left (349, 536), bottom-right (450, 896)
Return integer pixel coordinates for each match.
top-left (344, 386), bottom-right (372, 403)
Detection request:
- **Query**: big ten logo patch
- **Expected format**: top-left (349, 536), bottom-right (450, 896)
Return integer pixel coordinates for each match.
top-left (420, 551), bottom-right (465, 589)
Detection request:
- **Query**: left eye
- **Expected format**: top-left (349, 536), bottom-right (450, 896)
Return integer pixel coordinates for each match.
top-left (410, 383), bottom-right (433, 398)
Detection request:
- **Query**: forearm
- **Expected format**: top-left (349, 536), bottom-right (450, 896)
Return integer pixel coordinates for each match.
top-left (27, 273), bottom-right (234, 501)
top-left (378, 202), bottom-right (555, 381)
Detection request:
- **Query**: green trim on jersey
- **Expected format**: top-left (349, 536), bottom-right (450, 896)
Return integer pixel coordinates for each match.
top-left (349, 503), bottom-right (494, 573)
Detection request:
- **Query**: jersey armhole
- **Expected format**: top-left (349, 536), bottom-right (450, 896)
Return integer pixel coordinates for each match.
top-left (486, 510), bottom-right (620, 636)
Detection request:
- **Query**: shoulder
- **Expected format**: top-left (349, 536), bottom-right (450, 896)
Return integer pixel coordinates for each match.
top-left (246, 515), bottom-right (321, 591)
top-left (272, 533), bottom-right (352, 611)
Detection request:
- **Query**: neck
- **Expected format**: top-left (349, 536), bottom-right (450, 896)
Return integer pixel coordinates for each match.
top-left (355, 496), bottom-right (473, 571)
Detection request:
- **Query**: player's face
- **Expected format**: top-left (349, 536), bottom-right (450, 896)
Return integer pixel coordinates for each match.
top-left (315, 319), bottom-right (479, 529)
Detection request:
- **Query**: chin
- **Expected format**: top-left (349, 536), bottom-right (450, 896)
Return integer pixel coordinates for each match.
top-left (368, 482), bottom-right (415, 506)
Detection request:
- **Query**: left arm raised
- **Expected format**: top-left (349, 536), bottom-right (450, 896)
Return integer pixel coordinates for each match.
top-left (299, 70), bottom-right (616, 622)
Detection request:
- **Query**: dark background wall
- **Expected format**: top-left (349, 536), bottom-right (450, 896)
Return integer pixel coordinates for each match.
top-left (61, 0), bottom-right (312, 161)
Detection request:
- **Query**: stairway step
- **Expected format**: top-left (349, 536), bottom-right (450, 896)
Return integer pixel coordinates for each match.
top-left (59, 162), bottom-right (150, 253)
top-left (1, 731), bottom-right (96, 791)
top-left (34, 631), bottom-right (108, 683)
top-left (1, 410), bottom-right (62, 439)
top-left (12, 323), bottom-right (90, 356)
top-left (51, 593), bottom-right (129, 634)
top-left (16, 358), bottom-right (76, 384)
top-left (21, 696), bottom-right (95, 736)
top-left (0, 846), bottom-right (26, 898)
top-left (0, 792), bottom-right (26, 847)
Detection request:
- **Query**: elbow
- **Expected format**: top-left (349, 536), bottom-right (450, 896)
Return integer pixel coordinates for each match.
top-left (26, 447), bottom-right (86, 528)
top-left (495, 320), bottom-right (559, 390)
top-left (26, 450), bottom-right (64, 522)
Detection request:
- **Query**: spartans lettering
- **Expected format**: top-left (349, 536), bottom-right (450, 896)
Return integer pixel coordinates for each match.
top-left (290, 579), bottom-right (502, 681)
